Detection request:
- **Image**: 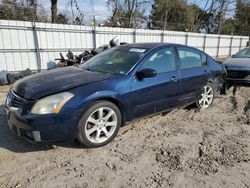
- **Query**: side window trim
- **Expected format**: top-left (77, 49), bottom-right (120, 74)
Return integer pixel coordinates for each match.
top-left (200, 52), bottom-right (208, 66)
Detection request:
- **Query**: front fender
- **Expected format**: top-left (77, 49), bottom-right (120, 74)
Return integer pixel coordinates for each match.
top-left (85, 90), bottom-right (119, 102)
top-left (72, 89), bottom-right (130, 123)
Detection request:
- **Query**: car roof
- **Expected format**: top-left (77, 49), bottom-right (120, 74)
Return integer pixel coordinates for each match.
top-left (120, 42), bottom-right (202, 52)
top-left (121, 43), bottom-right (170, 49)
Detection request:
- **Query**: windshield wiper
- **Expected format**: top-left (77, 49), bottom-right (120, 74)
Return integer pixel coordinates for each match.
top-left (83, 67), bottom-right (111, 74)
top-left (82, 67), bottom-right (95, 72)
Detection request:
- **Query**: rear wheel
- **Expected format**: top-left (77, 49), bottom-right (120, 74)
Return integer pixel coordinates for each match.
top-left (77, 101), bottom-right (121, 148)
top-left (196, 83), bottom-right (214, 109)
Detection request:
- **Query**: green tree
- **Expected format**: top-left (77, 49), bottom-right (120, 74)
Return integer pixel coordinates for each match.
top-left (186, 4), bottom-right (206, 32)
top-left (0, 0), bottom-right (47, 22)
top-left (219, 19), bottom-right (235, 34)
top-left (234, 0), bottom-right (250, 35)
top-left (150, 0), bottom-right (206, 32)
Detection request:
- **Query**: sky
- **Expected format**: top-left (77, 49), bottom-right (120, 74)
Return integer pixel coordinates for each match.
top-left (37, 0), bottom-right (111, 23)
top-left (36, 0), bottom-right (236, 23)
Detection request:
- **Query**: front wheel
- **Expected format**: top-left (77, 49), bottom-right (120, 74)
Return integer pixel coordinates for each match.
top-left (196, 84), bottom-right (214, 109)
top-left (77, 101), bottom-right (121, 148)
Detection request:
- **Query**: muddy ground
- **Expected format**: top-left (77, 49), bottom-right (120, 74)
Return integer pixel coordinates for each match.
top-left (0, 85), bottom-right (249, 188)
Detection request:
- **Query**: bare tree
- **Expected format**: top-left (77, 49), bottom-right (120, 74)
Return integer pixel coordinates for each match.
top-left (107, 0), bottom-right (150, 28)
top-left (69, 0), bottom-right (84, 24)
top-left (107, 0), bottom-right (119, 25)
top-left (216, 0), bottom-right (235, 34)
top-left (201, 0), bottom-right (235, 33)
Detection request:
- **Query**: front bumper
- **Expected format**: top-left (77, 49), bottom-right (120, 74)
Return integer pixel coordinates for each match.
top-left (226, 69), bottom-right (250, 87)
top-left (5, 107), bottom-right (80, 144)
top-left (226, 78), bottom-right (250, 87)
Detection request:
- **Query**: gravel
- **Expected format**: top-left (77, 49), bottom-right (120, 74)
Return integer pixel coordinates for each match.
top-left (0, 85), bottom-right (249, 188)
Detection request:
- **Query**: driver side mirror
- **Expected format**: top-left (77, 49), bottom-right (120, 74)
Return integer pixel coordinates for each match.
top-left (231, 54), bottom-right (236, 58)
top-left (136, 68), bottom-right (157, 81)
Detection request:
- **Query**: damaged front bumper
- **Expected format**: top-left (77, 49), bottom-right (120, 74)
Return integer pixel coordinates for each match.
top-left (5, 107), bottom-right (79, 144)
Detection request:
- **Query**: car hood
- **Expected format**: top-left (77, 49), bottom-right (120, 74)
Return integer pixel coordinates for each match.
top-left (12, 67), bottom-right (115, 99)
top-left (223, 58), bottom-right (250, 70)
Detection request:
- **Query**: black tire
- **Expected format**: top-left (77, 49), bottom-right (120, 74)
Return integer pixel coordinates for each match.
top-left (196, 82), bottom-right (215, 109)
top-left (76, 100), bottom-right (121, 148)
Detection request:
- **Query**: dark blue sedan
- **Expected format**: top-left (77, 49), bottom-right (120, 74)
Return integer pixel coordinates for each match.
top-left (5, 43), bottom-right (226, 147)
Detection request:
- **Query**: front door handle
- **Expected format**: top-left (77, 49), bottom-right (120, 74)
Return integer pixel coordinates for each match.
top-left (170, 75), bottom-right (178, 82)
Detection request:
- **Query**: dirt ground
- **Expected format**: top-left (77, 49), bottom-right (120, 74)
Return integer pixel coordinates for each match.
top-left (0, 85), bottom-right (249, 188)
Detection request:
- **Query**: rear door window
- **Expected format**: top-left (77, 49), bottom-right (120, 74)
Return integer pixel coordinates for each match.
top-left (177, 47), bottom-right (202, 69)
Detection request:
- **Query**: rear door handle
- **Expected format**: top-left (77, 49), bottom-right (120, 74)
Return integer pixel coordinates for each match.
top-left (170, 75), bottom-right (178, 82)
top-left (204, 70), bottom-right (209, 75)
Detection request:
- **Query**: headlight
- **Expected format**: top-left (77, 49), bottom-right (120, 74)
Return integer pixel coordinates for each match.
top-left (31, 92), bottom-right (74, 114)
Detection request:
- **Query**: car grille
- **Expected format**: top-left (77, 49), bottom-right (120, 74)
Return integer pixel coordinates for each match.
top-left (7, 91), bottom-right (26, 109)
top-left (227, 70), bottom-right (250, 79)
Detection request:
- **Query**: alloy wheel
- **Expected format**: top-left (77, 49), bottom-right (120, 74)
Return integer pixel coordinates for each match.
top-left (198, 85), bottom-right (214, 109)
top-left (84, 107), bottom-right (118, 144)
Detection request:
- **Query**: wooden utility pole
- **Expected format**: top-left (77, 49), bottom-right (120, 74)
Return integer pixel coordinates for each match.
top-left (163, 0), bottom-right (169, 31)
top-left (163, 10), bottom-right (168, 31)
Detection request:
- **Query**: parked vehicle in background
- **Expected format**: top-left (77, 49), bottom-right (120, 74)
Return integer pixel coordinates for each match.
top-left (5, 43), bottom-right (226, 148)
top-left (224, 47), bottom-right (250, 87)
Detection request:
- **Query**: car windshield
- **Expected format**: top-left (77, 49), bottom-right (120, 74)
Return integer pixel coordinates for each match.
top-left (233, 48), bottom-right (250, 58)
top-left (80, 46), bottom-right (147, 75)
